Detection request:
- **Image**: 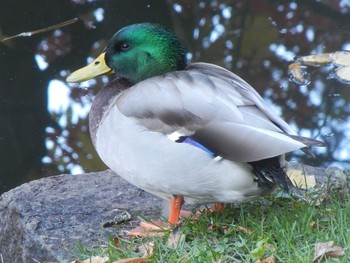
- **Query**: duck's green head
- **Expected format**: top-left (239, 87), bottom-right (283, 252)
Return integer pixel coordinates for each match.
top-left (67, 23), bottom-right (186, 84)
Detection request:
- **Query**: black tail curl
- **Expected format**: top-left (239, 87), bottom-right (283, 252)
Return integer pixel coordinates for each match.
top-left (248, 156), bottom-right (293, 192)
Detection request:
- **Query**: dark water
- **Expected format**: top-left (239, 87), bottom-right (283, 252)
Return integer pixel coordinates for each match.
top-left (1, 0), bottom-right (350, 194)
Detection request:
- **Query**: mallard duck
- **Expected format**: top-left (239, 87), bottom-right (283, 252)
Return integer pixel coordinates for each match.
top-left (67, 23), bottom-right (324, 234)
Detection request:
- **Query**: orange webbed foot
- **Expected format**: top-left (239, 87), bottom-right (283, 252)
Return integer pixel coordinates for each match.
top-left (127, 198), bottom-right (226, 237)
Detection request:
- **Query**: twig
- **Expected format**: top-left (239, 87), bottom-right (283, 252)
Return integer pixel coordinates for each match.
top-left (1, 17), bottom-right (78, 42)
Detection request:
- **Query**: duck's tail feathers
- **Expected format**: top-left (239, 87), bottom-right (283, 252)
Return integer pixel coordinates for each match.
top-left (249, 156), bottom-right (293, 192)
top-left (288, 134), bottom-right (326, 158)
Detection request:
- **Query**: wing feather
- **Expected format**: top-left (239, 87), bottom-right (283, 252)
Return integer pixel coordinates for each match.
top-left (115, 62), bottom-right (322, 162)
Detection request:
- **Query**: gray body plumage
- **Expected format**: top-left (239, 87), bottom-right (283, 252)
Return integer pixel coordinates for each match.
top-left (90, 63), bottom-right (322, 204)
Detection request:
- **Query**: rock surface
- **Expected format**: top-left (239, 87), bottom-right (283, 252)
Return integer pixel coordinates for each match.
top-left (0, 164), bottom-right (348, 263)
top-left (0, 170), bottom-right (162, 263)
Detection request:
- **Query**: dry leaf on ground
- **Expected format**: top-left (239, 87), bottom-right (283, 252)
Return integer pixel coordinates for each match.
top-left (136, 241), bottom-right (155, 258)
top-left (167, 227), bottom-right (186, 248)
top-left (112, 258), bottom-right (149, 263)
top-left (313, 241), bottom-right (345, 262)
top-left (287, 169), bottom-right (316, 189)
top-left (236, 225), bottom-right (253, 235)
top-left (309, 221), bottom-right (327, 230)
top-left (255, 255), bottom-right (276, 263)
top-left (71, 256), bottom-right (109, 263)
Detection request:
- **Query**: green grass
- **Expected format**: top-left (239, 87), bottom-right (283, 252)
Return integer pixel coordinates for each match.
top-left (71, 188), bottom-right (350, 262)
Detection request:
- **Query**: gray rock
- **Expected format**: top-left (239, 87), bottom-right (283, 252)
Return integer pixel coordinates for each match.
top-left (0, 170), bottom-right (162, 263)
top-left (287, 162), bottom-right (350, 191)
top-left (0, 164), bottom-right (348, 262)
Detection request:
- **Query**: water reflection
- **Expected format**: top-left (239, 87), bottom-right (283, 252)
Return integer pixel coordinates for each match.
top-left (1, 0), bottom-right (350, 193)
top-left (29, 1), bottom-right (350, 171)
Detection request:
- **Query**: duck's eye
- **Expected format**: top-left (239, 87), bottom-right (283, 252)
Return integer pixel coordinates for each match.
top-left (120, 43), bottom-right (130, 51)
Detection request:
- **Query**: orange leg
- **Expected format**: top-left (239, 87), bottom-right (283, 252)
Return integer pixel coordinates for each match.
top-left (168, 195), bottom-right (184, 224)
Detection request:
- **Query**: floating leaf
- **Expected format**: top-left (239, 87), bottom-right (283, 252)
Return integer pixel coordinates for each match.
top-left (298, 53), bottom-right (332, 66)
top-left (288, 63), bottom-right (310, 85)
top-left (335, 66), bottom-right (350, 83)
top-left (331, 51), bottom-right (350, 66)
top-left (290, 51), bottom-right (350, 85)
top-left (313, 241), bottom-right (345, 262)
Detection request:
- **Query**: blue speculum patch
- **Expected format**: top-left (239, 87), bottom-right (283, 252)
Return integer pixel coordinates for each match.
top-left (176, 136), bottom-right (217, 157)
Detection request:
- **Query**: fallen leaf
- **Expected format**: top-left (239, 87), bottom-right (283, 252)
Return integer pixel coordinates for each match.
top-left (309, 221), bottom-right (327, 230)
top-left (112, 258), bottom-right (148, 263)
top-left (287, 169), bottom-right (316, 189)
top-left (289, 51), bottom-right (350, 85)
top-left (71, 256), bottom-right (109, 263)
top-left (335, 66), bottom-right (350, 82)
top-left (236, 226), bottom-right (253, 235)
top-left (313, 241), bottom-right (345, 262)
top-left (207, 224), bottom-right (229, 234)
top-left (113, 236), bottom-right (120, 247)
top-left (207, 224), bottom-right (220, 231)
top-left (128, 221), bottom-right (170, 237)
top-left (255, 255), bottom-right (276, 263)
top-left (167, 227), bottom-right (186, 249)
top-left (332, 51), bottom-right (350, 66)
top-left (288, 63), bottom-right (310, 85)
top-left (136, 241), bottom-right (155, 258)
top-left (298, 53), bottom-right (332, 66)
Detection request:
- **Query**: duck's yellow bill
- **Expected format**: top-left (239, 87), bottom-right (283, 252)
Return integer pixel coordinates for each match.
top-left (66, 52), bottom-right (114, 83)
